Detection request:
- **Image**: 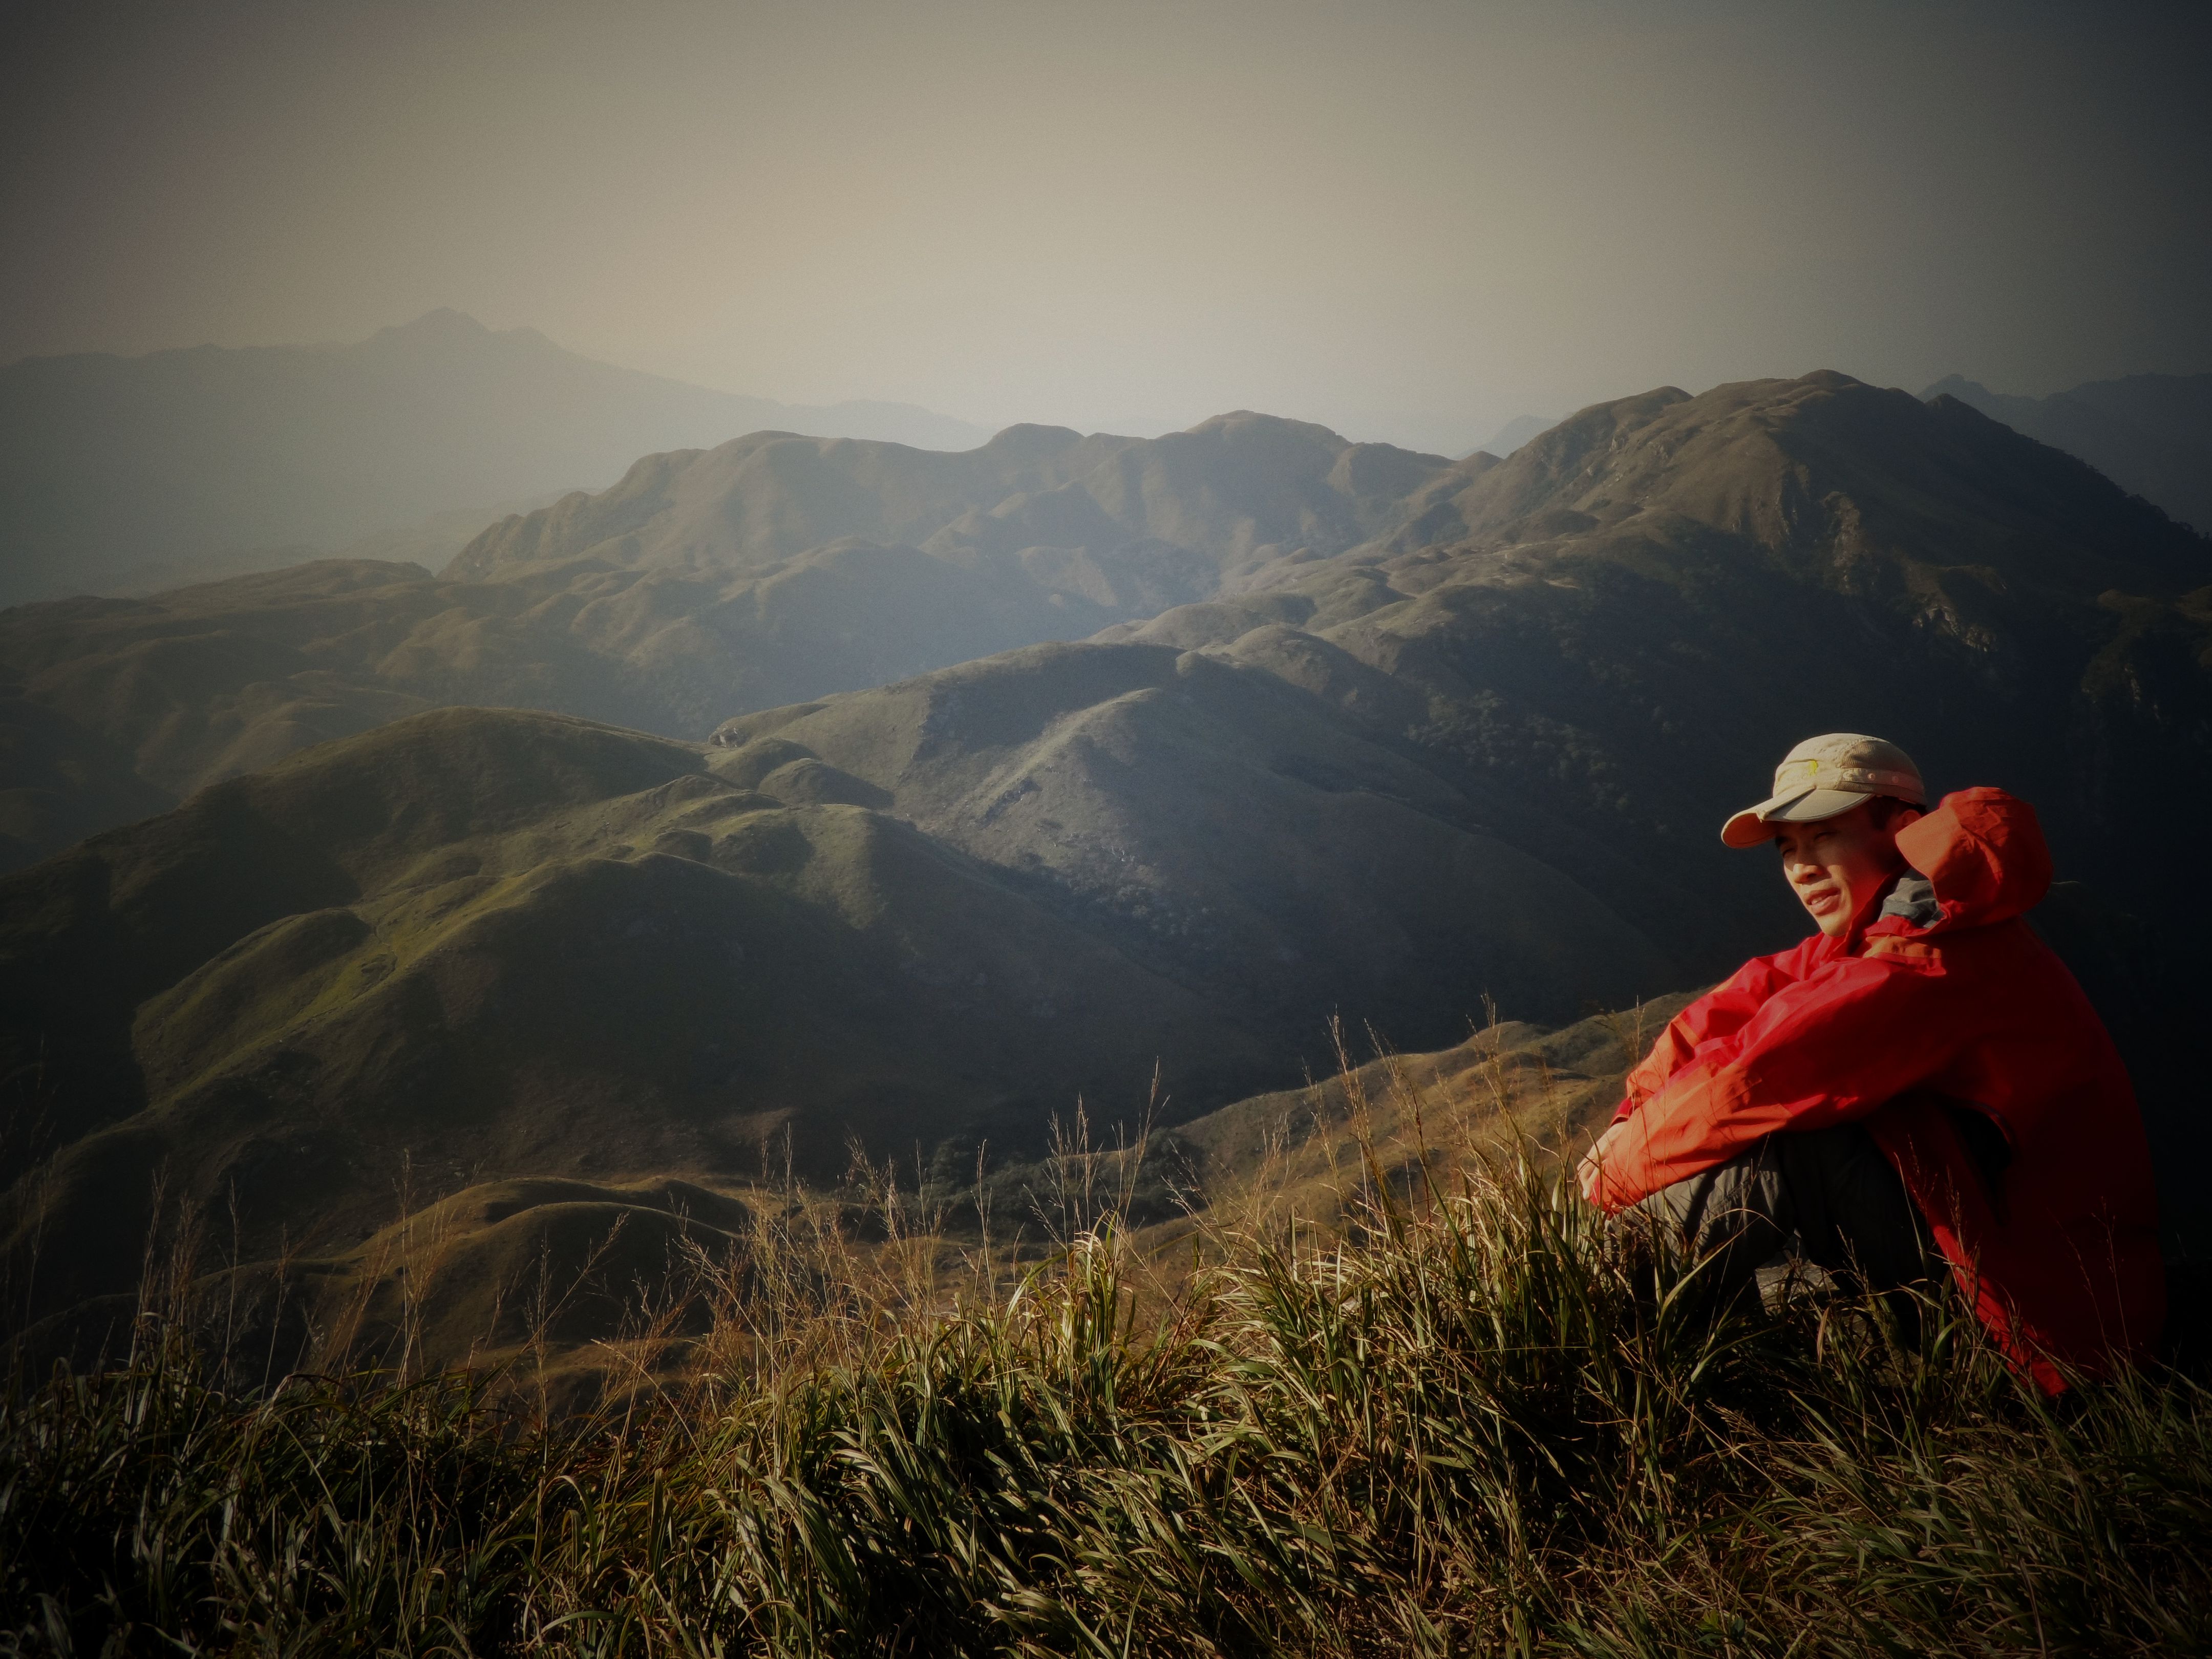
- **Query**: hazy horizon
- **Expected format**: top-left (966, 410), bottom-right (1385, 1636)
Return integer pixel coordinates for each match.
top-left (5, 0), bottom-right (2208, 453)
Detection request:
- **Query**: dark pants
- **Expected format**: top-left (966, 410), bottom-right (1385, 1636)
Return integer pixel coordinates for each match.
top-left (1631, 1122), bottom-right (1938, 1313)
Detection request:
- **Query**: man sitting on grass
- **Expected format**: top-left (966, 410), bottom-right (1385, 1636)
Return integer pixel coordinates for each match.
top-left (1578, 733), bottom-right (2164, 1389)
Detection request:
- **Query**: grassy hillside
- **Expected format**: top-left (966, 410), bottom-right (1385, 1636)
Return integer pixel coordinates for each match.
top-left (5, 766), bottom-right (2202, 1655)
top-left (0, 561), bottom-right (678, 869)
top-left (0, 689), bottom-right (1697, 1371)
top-left (0, 707), bottom-right (1251, 1346)
top-left (710, 642), bottom-right (1681, 1036)
top-left (11, 967), bottom-right (1691, 1392)
top-left (7, 1144), bottom-right (2206, 1655)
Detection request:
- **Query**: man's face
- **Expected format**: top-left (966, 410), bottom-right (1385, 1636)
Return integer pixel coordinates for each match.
top-left (1772, 801), bottom-right (1917, 938)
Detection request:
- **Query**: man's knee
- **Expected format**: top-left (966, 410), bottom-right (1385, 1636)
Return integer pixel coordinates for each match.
top-left (1761, 1123), bottom-right (1932, 1290)
top-left (1628, 1123), bottom-right (1931, 1293)
top-left (1764, 1121), bottom-right (1887, 1185)
top-left (1631, 1140), bottom-right (1789, 1254)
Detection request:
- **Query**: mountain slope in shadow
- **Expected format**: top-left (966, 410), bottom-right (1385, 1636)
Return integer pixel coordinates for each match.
top-left (0, 682), bottom-right (1673, 1351)
top-left (1925, 371), bottom-right (2212, 533)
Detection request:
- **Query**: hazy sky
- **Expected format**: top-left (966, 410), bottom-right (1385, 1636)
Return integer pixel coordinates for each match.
top-left (5, 0), bottom-right (2208, 449)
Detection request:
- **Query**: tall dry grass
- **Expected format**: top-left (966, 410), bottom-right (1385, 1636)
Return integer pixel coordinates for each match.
top-left (5, 1045), bottom-right (2208, 1655)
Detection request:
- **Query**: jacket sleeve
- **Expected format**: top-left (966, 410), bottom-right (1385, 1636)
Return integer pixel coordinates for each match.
top-left (1614, 947), bottom-right (1812, 1120)
top-left (1589, 943), bottom-right (1971, 1211)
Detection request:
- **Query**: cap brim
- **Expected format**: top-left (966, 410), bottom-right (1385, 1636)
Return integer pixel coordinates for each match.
top-left (1719, 786), bottom-right (1878, 848)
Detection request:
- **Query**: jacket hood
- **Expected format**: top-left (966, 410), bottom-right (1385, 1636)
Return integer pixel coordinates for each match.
top-left (1893, 787), bottom-right (2053, 929)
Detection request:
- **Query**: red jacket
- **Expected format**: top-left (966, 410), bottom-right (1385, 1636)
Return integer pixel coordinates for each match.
top-left (1589, 788), bottom-right (2164, 1389)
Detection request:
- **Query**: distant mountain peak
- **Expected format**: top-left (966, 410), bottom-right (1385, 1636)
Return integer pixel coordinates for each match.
top-left (983, 422), bottom-right (1084, 458)
top-left (1469, 414), bottom-right (1559, 459)
top-left (1183, 410), bottom-right (1350, 446)
top-left (378, 307), bottom-right (496, 342)
top-left (1921, 373), bottom-right (1990, 401)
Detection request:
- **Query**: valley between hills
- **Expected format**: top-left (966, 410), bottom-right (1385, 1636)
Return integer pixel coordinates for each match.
top-left (3, 369), bottom-right (2208, 1382)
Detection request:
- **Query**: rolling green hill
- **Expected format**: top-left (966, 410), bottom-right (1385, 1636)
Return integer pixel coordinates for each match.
top-left (0, 689), bottom-right (1677, 1369)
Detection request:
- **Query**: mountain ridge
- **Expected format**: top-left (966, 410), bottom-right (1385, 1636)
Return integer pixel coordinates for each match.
top-left (0, 311), bottom-right (991, 605)
top-left (445, 411), bottom-right (1452, 584)
top-left (1922, 370), bottom-right (2212, 533)
top-left (0, 414), bottom-right (1462, 872)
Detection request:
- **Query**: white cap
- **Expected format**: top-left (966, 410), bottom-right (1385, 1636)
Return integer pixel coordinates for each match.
top-left (1721, 733), bottom-right (1926, 848)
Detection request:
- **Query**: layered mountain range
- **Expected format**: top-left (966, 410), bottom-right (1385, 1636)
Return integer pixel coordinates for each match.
top-left (1925, 372), bottom-right (2212, 534)
top-left (0, 414), bottom-right (1456, 871)
top-left (4, 370), bottom-right (2206, 1372)
top-left (0, 310), bottom-right (989, 605)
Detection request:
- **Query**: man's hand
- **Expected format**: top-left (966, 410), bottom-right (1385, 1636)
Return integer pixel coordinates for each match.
top-left (1578, 1120), bottom-right (1630, 1209)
